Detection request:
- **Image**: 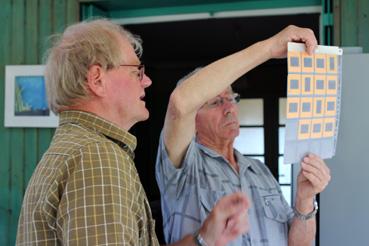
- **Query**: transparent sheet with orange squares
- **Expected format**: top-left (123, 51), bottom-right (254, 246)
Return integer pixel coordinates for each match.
top-left (284, 42), bottom-right (342, 164)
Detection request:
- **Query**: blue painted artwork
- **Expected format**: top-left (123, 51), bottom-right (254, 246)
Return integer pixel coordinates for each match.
top-left (14, 76), bottom-right (50, 116)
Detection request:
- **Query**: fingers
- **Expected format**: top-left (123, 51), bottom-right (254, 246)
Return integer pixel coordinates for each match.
top-left (214, 196), bottom-right (250, 246)
top-left (297, 27), bottom-right (317, 55)
top-left (215, 192), bottom-right (250, 220)
top-left (202, 192), bottom-right (249, 246)
top-left (218, 212), bottom-right (249, 245)
top-left (286, 25), bottom-right (318, 55)
top-left (303, 153), bottom-right (330, 176)
top-left (268, 25), bottom-right (318, 59)
top-left (301, 153), bottom-right (331, 192)
top-left (226, 208), bottom-right (249, 235)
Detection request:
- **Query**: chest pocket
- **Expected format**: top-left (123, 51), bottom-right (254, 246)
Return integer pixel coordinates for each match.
top-left (262, 194), bottom-right (288, 223)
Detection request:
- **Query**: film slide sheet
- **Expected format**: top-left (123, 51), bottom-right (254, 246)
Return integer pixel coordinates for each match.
top-left (284, 42), bottom-right (342, 164)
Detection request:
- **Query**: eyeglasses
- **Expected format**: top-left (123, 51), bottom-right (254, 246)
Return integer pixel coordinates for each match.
top-left (203, 93), bottom-right (240, 109)
top-left (120, 64), bottom-right (145, 82)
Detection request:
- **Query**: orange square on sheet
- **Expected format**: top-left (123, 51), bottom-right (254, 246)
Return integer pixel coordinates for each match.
top-left (300, 97), bottom-right (313, 118)
top-left (314, 75), bottom-right (326, 95)
top-left (323, 118), bottom-right (336, 138)
top-left (326, 75), bottom-right (338, 95)
top-left (288, 51), bottom-right (302, 73)
top-left (287, 97), bottom-right (300, 119)
top-left (313, 97), bottom-right (325, 117)
top-left (314, 53), bottom-right (326, 73)
top-left (301, 75), bottom-right (314, 95)
top-left (311, 118), bottom-right (323, 139)
top-left (327, 54), bottom-right (338, 74)
top-left (288, 74), bottom-right (301, 95)
top-left (325, 97), bottom-right (337, 117)
top-left (298, 119), bottom-right (311, 140)
top-left (301, 52), bottom-right (314, 73)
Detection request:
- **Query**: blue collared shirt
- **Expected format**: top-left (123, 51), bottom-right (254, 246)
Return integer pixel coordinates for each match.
top-left (156, 132), bottom-right (294, 245)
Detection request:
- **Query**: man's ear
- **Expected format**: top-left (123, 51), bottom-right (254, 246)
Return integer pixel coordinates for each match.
top-left (86, 64), bottom-right (106, 97)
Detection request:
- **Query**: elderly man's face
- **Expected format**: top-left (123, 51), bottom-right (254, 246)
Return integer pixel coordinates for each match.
top-left (103, 36), bottom-right (152, 129)
top-left (195, 88), bottom-right (240, 143)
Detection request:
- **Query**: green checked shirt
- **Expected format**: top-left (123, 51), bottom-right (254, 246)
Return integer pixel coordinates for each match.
top-left (16, 110), bottom-right (159, 246)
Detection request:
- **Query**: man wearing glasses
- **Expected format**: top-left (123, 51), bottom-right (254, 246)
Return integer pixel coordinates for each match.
top-left (156, 25), bottom-right (331, 245)
top-left (16, 19), bottom-right (249, 246)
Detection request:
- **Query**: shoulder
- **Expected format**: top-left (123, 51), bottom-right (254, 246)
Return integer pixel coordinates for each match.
top-left (157, 131), bottom-right (201, 165)
top-left (48, 124), bottom-right (134, 172)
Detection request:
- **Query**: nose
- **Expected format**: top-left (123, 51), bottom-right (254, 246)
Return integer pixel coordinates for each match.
top-left (141, 74), bottom-right (152, 88)
top-left (223, 101), bottom-right (237, 115)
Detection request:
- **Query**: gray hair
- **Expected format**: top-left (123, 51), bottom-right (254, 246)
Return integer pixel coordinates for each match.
top-left (44, 19), bottom-right (142, 114)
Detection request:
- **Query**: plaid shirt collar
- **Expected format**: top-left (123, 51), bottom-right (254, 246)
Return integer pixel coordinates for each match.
top-left (59, 110), bottom-right (137, 159)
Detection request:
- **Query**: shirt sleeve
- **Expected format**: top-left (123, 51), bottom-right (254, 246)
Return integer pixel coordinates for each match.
top-left (155, 130), bottom-right (198, 199)
top-left (56, 141), bottom-right (149, 245)
top-left (155, 131), bottom-right (204, 243)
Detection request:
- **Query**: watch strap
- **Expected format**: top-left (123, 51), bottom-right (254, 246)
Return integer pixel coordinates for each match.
top-left (194, 230), bottom-right (209, 246)
top-left (294, 201), bottom-right (318, 221)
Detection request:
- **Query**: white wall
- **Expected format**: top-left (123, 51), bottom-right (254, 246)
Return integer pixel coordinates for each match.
top-left (320, 53), bottom-right (369, 245)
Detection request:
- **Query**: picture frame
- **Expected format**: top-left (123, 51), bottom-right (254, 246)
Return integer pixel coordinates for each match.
top-left (4, 65), bottom-right (59, 128)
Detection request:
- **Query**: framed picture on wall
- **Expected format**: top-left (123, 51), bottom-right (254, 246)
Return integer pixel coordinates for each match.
top-left (4, 65), bottom-right (58, 128)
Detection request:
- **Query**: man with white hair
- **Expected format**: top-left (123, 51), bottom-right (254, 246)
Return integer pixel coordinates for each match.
top-left (156, 25), bottom-right (331, 245)
top-left (16, 19), bottom-right (249, 246)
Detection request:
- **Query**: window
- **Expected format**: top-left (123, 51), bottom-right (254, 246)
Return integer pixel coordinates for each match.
top-left (278, 97), bottom-right (292, 205)
top-left (234, 98), bottom-right (265, 163)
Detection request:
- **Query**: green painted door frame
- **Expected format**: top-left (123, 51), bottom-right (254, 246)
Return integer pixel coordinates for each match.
top-left (81, 0), bottom-right (333, 44)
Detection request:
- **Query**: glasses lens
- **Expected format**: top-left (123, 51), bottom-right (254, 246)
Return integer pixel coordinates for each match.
top-left (233, 93), bottom-right (240, 103)
top-left (203, 93), bottom-right (240, 109)
top-left (139, 65), bottom-right (145, 81)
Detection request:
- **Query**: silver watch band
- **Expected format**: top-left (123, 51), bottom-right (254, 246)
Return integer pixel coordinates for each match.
top-left (194, 231), bottom-right (208, 246)
top-left (294, 201), bottom-right (318, 221)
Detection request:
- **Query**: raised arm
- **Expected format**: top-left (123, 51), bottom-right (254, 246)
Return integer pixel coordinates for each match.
top-left (163, 25), bottom-right (317, 168)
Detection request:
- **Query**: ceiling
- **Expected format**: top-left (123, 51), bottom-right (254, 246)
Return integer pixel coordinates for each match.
top-left (81, 0), bottom-right (256, 11)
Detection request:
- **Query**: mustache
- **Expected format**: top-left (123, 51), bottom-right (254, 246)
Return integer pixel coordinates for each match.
top-left (225, 112), bottom-right (237, 120)
top-left (223, 113), bottom-right (238, 125)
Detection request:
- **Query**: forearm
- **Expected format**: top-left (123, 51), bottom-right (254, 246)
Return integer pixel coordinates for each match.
top-left (163, 39), bottom-right (273, 166)
top-left (164, 25), bottom-right (317, 167)
top-left (288, 217), bottom-right (316, 246)
top-left (172, 39), bottom-right (273, 115)
top-left (288, 198), bottom-right (316, 246)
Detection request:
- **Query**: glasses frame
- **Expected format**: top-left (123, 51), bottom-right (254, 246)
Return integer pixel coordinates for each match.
top-left (203, 92), bottom-right (241, 109)
top-left (119, 64), bottom-right (145, 82)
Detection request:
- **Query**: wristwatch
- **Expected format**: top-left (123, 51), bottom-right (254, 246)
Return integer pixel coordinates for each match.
top-left (294, 201), bottom-right (318, 221)
top-left (194, 230), bottom-right (209, 246)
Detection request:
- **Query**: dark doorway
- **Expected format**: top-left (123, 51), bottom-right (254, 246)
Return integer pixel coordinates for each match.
top-left (125, 13), bottom-right (320, 201)
top-left (124, 14), bottom-right (319, 243)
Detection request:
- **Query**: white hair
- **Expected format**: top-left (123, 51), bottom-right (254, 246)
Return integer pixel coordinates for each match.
top-left (44, 19), bottom-right (142, 113)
